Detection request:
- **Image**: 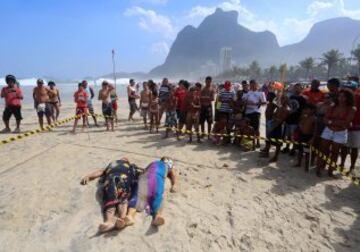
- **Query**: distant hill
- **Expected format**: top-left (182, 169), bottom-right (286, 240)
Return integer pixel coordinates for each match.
top-left (279, 17), bottom-right (360, 63)
top-left (150, 8), bottom-right (360, 78)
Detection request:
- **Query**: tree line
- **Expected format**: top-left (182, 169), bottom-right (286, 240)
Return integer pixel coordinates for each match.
top-left (217, 45), bottom-right (360, 82)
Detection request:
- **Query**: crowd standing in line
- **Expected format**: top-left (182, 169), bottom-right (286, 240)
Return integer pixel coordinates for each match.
top-left (1, 74), bottom-right (360, 179)
top-left (126, 76), bottom-right (360, 179)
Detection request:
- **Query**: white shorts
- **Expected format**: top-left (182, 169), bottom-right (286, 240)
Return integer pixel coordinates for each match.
top-left (321, 127), bottom-right (348, 144)
top-left (347, 131), bottom-right (360, 148)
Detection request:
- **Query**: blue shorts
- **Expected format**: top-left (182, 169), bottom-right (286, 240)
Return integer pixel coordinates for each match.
top-left (165, 111), bottom-right (177, 127)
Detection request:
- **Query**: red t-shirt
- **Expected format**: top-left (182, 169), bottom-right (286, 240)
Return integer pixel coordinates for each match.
top-left (1, 86), bottom-right (22, 107)
top-left (175, 87), bottom-right (187, 112)
top-left (302, 89), bottom-right (325, 104)
top-left (350, 89), bottom-right (360, 131)
top-left (74, 90), bottom-right (88, 109)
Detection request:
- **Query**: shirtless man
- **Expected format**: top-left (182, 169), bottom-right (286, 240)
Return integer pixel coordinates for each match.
top-left (33, 79), bottom-right (52, 130)
top-left (127, 79), bottom-right (138, 121)
top-left (164, 88), bottom-right (178, 139)
top-left (260, 94), bottom-right (290, 162)
top-left (200, 76), bottom-right (215, 139)
top-left (140, 82), bottom-right (151, 129)
top-left (294, 103), bottom-right (317, 171)
top-left (185, 84), bottom-right (202, 143)
top-left (98, 81), bottom-right (115, 131)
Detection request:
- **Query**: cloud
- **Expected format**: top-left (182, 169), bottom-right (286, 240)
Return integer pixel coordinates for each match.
top-left (338, 0), bottom-right (360, 18)
top-left (307, 1), bottom-right (335, 16)
top-left (150, 42), bottom-right (170, 57)
top-left (124, 6), bottom-right (175, 38)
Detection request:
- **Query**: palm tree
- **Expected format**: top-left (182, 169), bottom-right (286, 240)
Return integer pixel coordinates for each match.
top-left (248, 60), bottom-right (262, 79)
top-left (299, 57), bottom-right (314, 80)
top-left (269, 65), bottom-right (277, 80)
top-left (279, 64), bottom-right (287, 83)
top-left (351, 44), bottom-right (360, 75)
top-left (321, 49), bottom-right (344, 79)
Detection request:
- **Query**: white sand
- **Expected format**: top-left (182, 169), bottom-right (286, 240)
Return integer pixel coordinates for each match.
top-left (0, 99), bottom-right (360, 252)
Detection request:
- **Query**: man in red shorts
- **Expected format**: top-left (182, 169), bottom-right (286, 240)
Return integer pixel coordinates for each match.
top-left (71, 83), bottom-right (88, 133)
top-left (1, 75), bottom-right (23, 133)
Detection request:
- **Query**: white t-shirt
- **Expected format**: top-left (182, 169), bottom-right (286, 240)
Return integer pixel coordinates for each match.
top-left (243, 91), bottom-right (267, 114)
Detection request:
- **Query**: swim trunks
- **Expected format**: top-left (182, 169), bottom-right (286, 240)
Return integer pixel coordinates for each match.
top-left (165, 111), bottom-right (177, 128)
top-left (200, 105), bottom-right (213, 124)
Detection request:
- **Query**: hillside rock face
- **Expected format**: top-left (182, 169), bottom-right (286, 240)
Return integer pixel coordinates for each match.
top-left (150, 8), bottom-right (360, 77)
top-left (150, 8), bottom-right (280, 76)
top-left (280, 17), bottom-right (360, 63)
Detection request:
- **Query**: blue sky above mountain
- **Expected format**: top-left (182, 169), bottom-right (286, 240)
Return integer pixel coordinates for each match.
top-left (0, 0), bottom-right (359, 78)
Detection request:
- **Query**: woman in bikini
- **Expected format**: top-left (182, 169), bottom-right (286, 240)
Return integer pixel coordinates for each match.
top-left (48, 81), bottom-right (61, 122)
top-left (316, 89), bottom-right (356, 177)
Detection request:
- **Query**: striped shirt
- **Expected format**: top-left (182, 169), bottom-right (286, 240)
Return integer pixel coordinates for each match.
top-left (159, 84), bottom-right (171, 103)
top-left (217, 89), bottom-right (235, 113)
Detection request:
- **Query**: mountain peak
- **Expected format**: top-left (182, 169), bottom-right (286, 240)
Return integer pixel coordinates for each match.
top-left (150, 10), bottom-right (360, 77)
top-left (200, 8), bottom-right (238, 28)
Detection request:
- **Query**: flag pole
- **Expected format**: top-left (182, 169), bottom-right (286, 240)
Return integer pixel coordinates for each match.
top-left (112, 49), bottom-right (117, 92)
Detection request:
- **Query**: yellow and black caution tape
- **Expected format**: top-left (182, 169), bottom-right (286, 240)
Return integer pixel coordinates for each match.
top-left (312, 147), bottom-right (360, 185)
top-left (0, 114), bottom-right (82, 146)
top-left (164, 126), bottom-right (360, 185)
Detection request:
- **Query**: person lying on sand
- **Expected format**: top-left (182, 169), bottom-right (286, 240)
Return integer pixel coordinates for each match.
top-left (136, 157), bottom-right (177, 227)
top-left (80, 158), bottom-right (142, 233)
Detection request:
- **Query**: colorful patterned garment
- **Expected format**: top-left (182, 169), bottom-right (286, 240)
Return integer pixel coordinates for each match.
top-left (101, 160), bottom-right (141, 210)
top-left (136, 160), bottom-right (173, 218)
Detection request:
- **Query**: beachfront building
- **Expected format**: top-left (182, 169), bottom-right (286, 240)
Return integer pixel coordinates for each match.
top-left (220, 47), bottom-right (233, 73)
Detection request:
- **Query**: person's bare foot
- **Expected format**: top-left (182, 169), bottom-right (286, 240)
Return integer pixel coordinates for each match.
top-left (124, 215), bottom-right (135, 226)
top-left (0, 128), bottom-right (11, 134)
top-left (115, 218), bottom-right (126, 230)
top-left (152, 215), bottom-right (165, 226)
top-left (98, 222), bottom-right (115, 233)
top-left (12, 128), bottom-right (21, 134)
top-left (170, 185), bottom-right (178, 193)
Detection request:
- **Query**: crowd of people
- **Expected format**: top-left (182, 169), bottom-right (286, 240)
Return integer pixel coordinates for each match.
top-left (1, 74), bottom-right (360, 180)
top-left (129, 76), bottom-right (360, 179)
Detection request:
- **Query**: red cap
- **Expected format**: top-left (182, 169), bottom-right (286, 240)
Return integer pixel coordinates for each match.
top-left (224, 81), bottom-right (232, 91)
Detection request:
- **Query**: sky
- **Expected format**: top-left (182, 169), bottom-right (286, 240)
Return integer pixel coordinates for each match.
top-left (0, 0), bottom-right (360, 79)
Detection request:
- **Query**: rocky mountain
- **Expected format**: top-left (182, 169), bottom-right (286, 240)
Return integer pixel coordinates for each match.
top-left (279, 17), bottom-right (360, 63)
top-left (150, 8), bottom-right (360, 78)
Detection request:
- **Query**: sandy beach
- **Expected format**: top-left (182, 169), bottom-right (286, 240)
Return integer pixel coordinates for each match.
top-left (0, 98), bottom-right (360, 252)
